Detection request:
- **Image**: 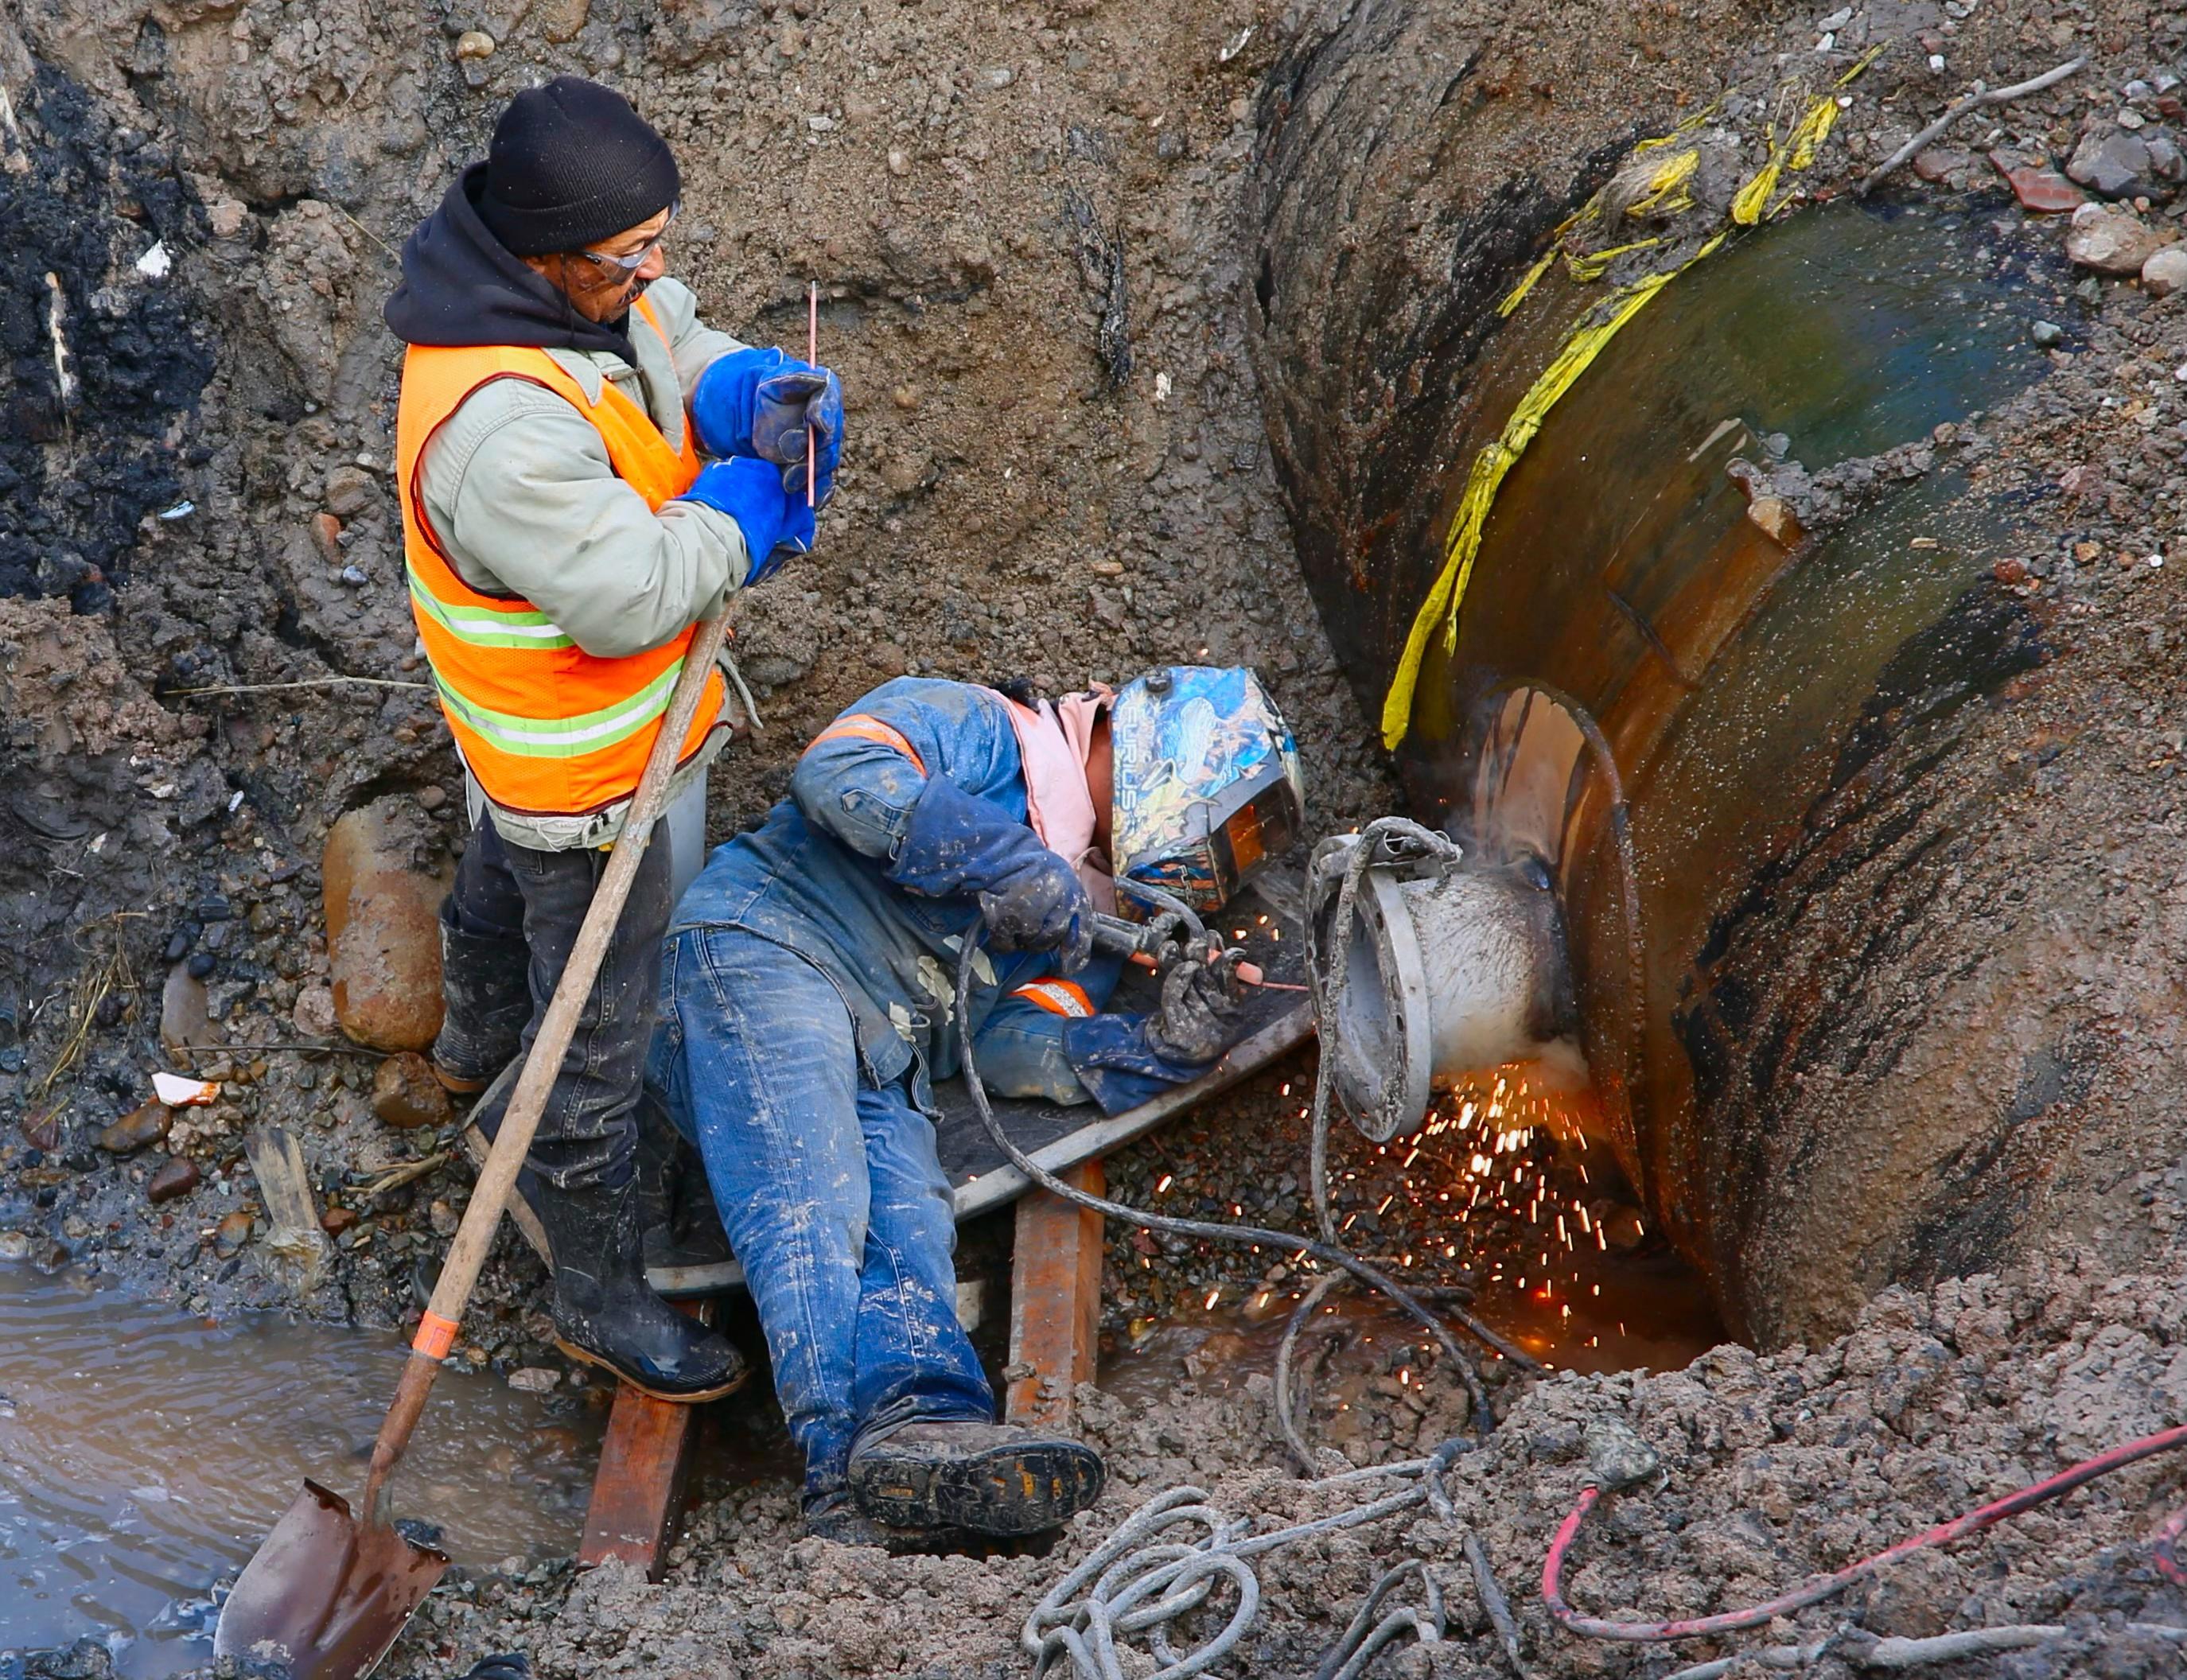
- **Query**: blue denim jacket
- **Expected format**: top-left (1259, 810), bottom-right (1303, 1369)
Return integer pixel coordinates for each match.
top-left (672, 678), bottom-right (1177, 1111)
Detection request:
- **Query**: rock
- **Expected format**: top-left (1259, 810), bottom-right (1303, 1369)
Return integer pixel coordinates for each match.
top-left (415, 784), bottom-right (447, 812)
top-left (96, 1101), bottom-right (171, 1155)
top-left (2031, 319), bottom-right (2064, 347)
top-left (507, 1367), bottom-right (562, 1393)
top-left (292, 984), bottom-right (339, 1039)
top-left (322, 465), bottom-right (377, 517)
top-left (537, 0), bottom-right (590, 41)
top-left (323, 797), bottom-right (448, 1052)
top-left (1745, 496), bottom-right (1803, 546)
top-left (454, 29), bottom-right (495, 59)
top-left (2143, 246), bottom-right (2187, 298)
top-left (146, 1156), bottom-right (200, 1204)
top-left (0, 1231), bottom-right (30, 1261)
top-left (205, 197), bottom-right (249, 239)
top-left (2150, 134), bottom-right (2185, 185)
top-left (310, 511), bottom-right (343, 566)
top-left (1992, 153), bottom-right (2085, 212)
top-left (2066, 208), bottom-right (2166, 275)
top-left (213, 1211), bottom-right (253, 1257)
top-left (372, 1051), bottom-right (453, 1129)
top-left (2067, 129), bottom-right (2154, 199)
top-left (322, 1205), bottom-right (360, 1235)
top-left (429, 1197), bottom-right (461, 1236)
top-left (1911, 146), bottom-right (1971, 183)
top-left (887, 148), bottom-right (911, 177)
top-left (160, 962), bottom-right (210, 1052)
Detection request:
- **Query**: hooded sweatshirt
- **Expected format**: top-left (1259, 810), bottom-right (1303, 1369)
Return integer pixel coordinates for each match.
top-left (386, 164), bottom-right (755, 850)
top-left (387, 163), bottom-right (645, 366)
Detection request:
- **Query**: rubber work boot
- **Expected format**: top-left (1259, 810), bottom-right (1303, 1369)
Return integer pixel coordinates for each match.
top-left (635, 1096), bottom-right (736, 1294)
top-left (802, 1495), bottom-right (964, 1554)
top-left (531, 1175), bottom-right (749, 1403)
top-left (430, 906), bottom-right (533, 1095)
top-left (847, 1419), bottom-right (1104, 1537)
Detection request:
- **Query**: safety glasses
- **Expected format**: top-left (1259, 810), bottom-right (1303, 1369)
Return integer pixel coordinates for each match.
top-left (578, 200), bottom-right (679, 273)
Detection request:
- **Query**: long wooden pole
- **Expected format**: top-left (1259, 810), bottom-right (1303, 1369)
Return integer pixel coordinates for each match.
top-left (358, 613), bottom-right (731, 1523)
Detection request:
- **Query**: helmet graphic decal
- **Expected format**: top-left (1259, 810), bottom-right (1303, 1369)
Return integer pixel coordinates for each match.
top-left (1109, 666), bottom-right (1305, 916)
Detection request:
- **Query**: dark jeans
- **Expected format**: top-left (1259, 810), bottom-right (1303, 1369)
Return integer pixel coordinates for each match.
top-left (449, 817), bottom-right (673, 1192)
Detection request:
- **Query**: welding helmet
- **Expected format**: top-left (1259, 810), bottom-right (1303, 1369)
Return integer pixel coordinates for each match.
top-left (1107, 666), bottom-right (1305, 917)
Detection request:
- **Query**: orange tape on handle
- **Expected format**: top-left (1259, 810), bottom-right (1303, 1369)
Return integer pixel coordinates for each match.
top-left (411, 1311), bottom-right (459, 1360)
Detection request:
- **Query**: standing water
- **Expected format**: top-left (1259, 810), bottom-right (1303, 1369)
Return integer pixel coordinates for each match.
top-left (0, 1262), bottom-right (603, 1676)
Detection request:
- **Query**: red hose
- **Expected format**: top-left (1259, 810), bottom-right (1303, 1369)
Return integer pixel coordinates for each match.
top-left (1541, 1421), bottom-right (2187, 1641)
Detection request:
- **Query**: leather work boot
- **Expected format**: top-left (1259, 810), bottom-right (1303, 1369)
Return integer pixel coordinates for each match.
top-left (802, 1495), bottom-right (964, 1554)
top-left (847, 1419), bottom-right (1105, 1537)
top-left (531, 1175), bottom-right (749, 1403)
top-left (430, 907), bottom-right (533, 1095)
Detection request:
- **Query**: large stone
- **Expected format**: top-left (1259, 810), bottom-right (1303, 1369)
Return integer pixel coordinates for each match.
top-left (321, 465), bottom-right (378, 518)
top-left (2067, 128), bottom-right (2154, 199)
top-left (2145, 247), bottom-right (2187, 299)
top-left (95, 1100), bottom-right (171, 1155)
top-left (1992, 156), bottom-right (2084, 213)
top-left (371, 1050), bottom-right (453, 1130)
top-left (146, 1156), bottom-right (200, 1204)
top-left (324, 797), bottom-right (448, 1052)
top-left (2065, 208), bottom-right (2166, 276)
top-left (159, 961), bottom-right (211, 1051)
top-left (1911, 146), bottom-right (1972, 184)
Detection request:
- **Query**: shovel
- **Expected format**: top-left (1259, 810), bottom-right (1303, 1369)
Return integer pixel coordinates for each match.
top-left (216, 613), bottom-right (733, 1679)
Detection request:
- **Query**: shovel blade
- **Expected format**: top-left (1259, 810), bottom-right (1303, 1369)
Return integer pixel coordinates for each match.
top-left (215, 1480), bottom-right (449, 1680)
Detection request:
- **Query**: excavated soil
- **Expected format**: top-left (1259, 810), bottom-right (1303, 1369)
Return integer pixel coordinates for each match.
top-left (2, 0), bottom-right (2185, 1674)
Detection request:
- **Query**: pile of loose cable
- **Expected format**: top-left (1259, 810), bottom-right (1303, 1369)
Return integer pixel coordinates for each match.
top-left (1020, 1445), bottom-right (1530, 1680)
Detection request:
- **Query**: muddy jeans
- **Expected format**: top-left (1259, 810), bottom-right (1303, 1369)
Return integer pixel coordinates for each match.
top-left (451, 816), bottom-right (673, 1192)
top-left (647, 924), bottom-right (993, 1507)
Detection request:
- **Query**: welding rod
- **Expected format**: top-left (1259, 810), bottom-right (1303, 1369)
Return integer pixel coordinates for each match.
top-left (806, 281), bottom-right (818, 509)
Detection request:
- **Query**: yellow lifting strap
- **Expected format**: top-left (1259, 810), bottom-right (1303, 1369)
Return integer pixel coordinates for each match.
top-left (1380, 234), bottom-right (1725, 749)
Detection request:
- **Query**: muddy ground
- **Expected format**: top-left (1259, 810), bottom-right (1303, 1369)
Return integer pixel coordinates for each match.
top-left (2, 0), bottom-right (2186, 1673)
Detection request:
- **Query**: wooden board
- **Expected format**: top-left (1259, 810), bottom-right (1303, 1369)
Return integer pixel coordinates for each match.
top-left (578, 1302), bottom-right (711, 1578)
top-left (1004, 1160), bottom-right (1104, 1429)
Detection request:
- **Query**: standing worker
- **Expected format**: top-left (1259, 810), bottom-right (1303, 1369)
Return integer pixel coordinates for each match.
top-left (383, 76), bottom-right (843, 1402)
top-left (650, 667), bottom-right (1303, 1542)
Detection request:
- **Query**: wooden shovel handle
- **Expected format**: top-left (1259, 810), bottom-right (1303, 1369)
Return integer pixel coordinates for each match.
top-left (360, 613), bottom-right (732, 1520)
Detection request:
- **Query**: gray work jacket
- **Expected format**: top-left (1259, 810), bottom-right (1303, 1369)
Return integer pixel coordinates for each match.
top-left (415, 278), bottom-right (751, 850)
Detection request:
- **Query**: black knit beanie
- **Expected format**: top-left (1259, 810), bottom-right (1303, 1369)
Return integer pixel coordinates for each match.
top-left (477, 77), bottom-right (680, 257)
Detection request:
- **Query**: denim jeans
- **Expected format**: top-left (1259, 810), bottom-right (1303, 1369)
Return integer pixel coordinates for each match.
top-left (648, 924), bottom-right (993, 1507)
top-left (452, 815), bottom-right (673, 1192)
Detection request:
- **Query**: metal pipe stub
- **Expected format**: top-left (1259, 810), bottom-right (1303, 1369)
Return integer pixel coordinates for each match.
top-left (1308, 827), bottom-right (1575, 1143)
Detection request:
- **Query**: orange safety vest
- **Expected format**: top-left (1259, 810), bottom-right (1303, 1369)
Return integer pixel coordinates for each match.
top-left (394, 294), bottom-right (724, 821)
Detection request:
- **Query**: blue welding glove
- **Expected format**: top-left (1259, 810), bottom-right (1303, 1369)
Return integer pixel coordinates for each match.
top-left (751, 365), bottom-right (844, 505)
top-left (1057, 1012), bottom-right (1215, 1114)
top-left (889, 775), bottom-right (1093, 973)
top-left (674, 456), bottom-right (815, 585)
top-left (690, 347), bottom-right (785, 458)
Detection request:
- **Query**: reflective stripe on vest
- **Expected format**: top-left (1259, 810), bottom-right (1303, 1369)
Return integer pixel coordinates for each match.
top-left (1013, 978), bottom-right (1095, 1018)
top-left (395, 294), bottom-right (724, 818)
top-left (804, 714), bottom-right (929, 776)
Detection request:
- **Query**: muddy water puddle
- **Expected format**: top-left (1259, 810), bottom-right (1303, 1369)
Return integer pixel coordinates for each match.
top-left (0, 1264), bottom-right (603, 1676)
